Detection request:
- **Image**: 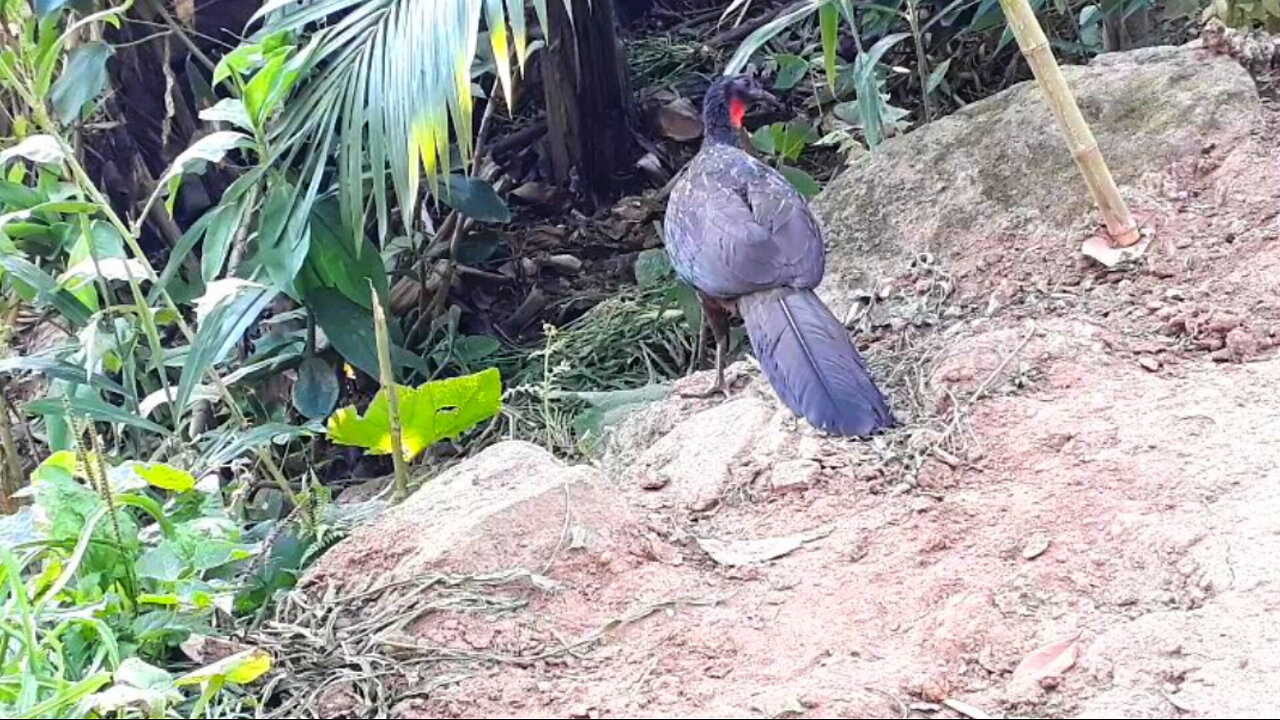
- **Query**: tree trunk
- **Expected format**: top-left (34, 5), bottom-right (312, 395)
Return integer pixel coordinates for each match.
top-left (541, 0), bottom-right (635, 210)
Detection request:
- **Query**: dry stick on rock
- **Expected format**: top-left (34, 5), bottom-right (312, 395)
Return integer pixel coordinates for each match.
top-left (998, 0), bottom-right (1140, 248)
top-left (371, 284), bottom-right (409, 503)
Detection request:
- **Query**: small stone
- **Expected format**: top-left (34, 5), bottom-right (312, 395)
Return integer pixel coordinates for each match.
top-left (1022, 534), bottom-right (1051, 560)
top-left (1138, 355), bottom-right (1161, 372)
top-left (1164, 288), bottom-right (1185, 300)
top-left (771, 459), bottom-right (821, 493)
top-left (545, 254), bottom-right (583, 274)
top-left (640, 473), bottom-right (669, 490)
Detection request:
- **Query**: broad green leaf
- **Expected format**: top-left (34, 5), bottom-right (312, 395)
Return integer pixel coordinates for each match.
top-left (24, 394), bottom-right (173, 436)
top-left (0, 254), bottom-right (93, 326)
top-left (133, 462), bottom-right (198, 492)
top-left (778, 164), bottom-right (821, 198)
top-left (634, 247), bottom-right (674, 288)
top-left (306, 287), bottom-right (426, 379)
top-left (136, 543), bottom-right (184, 582)
top-left (58, 256), bottom-right (149, 291)
top-left (437, 175), bottom-right (510, 223)
top-left (175, 648), bottom-right (272, 686)
top-left (773, 53), bottom-right (808, 91)
top-left (176, 279), bottom-right (276, 417)
top-left (50, 42), bottom-right (114, 123)
top-left (327, 367), bottom-right (502, 461)
top-left (201, 198), bottom-right (244, 283)
top-left (157, 131), bottom-right (254, 213)
top-left (244, 49), bottom-right (291, 128)
top-left (198, 98), bottom-right (254, 132)
top-left (292, 356), bottom-right (339, 419)
top-left (297, 197), bottom-right (387, 307)
top-left (256, 181), bottom-right (310, 291)
top-left (0, 134), bottom-right (65, 166)
top-left (0, 180), bottom-right (45, 209)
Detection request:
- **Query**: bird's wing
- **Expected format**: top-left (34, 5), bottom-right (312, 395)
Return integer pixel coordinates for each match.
top-left (745, 163), bottom-right (824, 288)
top-left (665, 149), bottom-right (824, 299)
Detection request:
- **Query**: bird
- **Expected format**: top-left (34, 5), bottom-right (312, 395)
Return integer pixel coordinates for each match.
top-left (662, 72), bottom-right (896, 437)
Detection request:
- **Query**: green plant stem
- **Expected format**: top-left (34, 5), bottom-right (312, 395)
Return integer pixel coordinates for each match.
top-left (83, 424), bottom-right (138, 611)
top-left (0, 380), bottom-right (21, 515)
top-left (371, 285), bottom-right (409, 503)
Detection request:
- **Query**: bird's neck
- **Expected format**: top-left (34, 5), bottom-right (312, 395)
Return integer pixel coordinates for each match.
top-left (702, 83), bottom-right (745, 147)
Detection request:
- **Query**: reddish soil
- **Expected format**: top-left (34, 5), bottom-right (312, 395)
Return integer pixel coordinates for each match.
top-left (295, 88), bottom-right (1280, 720)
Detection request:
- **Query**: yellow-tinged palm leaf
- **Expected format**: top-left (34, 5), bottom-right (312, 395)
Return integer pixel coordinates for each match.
top-left (327, 368), bottom-right (502, 462)
top-left (250, 0), bottom-right (545, 249)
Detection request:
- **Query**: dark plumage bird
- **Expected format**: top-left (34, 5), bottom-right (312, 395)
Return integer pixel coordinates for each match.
top-left (663, 73), bottom-right (895, 437)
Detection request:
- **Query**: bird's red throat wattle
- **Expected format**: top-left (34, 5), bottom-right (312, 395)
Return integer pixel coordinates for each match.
top-left (729, 97), bottom-right (745, 128)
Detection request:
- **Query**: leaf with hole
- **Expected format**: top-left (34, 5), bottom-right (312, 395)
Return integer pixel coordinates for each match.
top-left (327, 367), bottom-right (502, 461)
top-left (292, 356), bottom-right (339, 420)
top-left (50, 42), bottom-right (114, 123)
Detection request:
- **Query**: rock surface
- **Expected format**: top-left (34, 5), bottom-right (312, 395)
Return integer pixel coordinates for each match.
top-left (809, 45), bottom-right (1261, 315)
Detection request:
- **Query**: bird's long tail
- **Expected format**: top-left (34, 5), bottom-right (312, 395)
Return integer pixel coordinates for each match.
top-left (738, 287), bottom-right (895, 437)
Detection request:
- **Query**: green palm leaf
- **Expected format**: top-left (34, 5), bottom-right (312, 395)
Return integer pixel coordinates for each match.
top-left (251, 0), bottom-right (541, 250)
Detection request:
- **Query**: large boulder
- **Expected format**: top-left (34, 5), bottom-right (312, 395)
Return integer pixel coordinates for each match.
top-left (305, 441), bottom-right (635, 591)
top-left (810, 45), bottom-right (1262, 315)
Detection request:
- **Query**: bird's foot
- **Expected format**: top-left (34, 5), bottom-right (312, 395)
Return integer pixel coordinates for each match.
top-left (677, 376), bottom-right (726, 399)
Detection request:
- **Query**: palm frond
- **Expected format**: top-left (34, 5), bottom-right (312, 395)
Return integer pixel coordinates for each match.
top-left (251, 0), bottom-right (535, 247)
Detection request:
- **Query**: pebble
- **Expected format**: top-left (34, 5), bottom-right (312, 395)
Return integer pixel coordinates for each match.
top-left (1138, 355), bottom-right (1161, 372)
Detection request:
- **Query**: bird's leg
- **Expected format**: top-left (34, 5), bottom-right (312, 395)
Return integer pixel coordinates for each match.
top-left (691, 310), bottom-right (707, 371)
top-left (681, 298), bottom-right (730, 398)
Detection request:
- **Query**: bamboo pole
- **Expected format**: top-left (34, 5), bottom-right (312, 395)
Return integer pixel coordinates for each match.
top-left (371, 285), bottom-right (409, 504)
top-left (997, 0), bottom-right (1140, 248)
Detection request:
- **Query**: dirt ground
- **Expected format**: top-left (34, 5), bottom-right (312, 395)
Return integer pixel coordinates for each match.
top-left (294, 56), bottom-right (1280, 719)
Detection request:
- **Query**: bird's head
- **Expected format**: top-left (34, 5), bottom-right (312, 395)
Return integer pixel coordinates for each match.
top-left (704, 72), bottom-right (777, 145)
top-left (719, 73), bottom-right (778, 128)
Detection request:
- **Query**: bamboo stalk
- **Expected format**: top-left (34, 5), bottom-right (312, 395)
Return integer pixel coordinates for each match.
top-left (371, 285), bottom-right (409, 504)
top-left (997, 0), bottom-right (1140, 247)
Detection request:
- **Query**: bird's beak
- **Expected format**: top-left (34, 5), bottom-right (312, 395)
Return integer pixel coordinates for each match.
top-left (748, 87), bottom-right (780, 109)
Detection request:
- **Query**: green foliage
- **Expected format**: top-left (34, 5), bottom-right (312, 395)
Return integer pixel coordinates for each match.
top-left (1209, 0), bottom-right (1280, 30)
top-left (0, 449), bottom-right (279, 718)
top-left (327, 367), bottom-right (502, 461)
top-left (749, 121), bottom-right (823, 197)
